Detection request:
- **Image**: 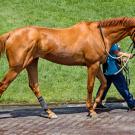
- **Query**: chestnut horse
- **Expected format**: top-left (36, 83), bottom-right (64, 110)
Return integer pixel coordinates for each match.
top-left (0, 17), bottom-right (135, 118)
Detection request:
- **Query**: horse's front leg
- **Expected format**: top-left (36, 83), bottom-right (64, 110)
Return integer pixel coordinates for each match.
top-left (26, 58), bottom-right (57, 119)
top-left (86, 62), bottom-right (100, 117)
top-left (93, 67), bottom-right (107, 110)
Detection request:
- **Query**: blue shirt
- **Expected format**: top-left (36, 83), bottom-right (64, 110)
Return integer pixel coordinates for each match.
top-left (104, 44), bottom-right (120, 75)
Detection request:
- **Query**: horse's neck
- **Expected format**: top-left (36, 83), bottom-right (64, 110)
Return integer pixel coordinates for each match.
top-left (103, 26), bottom-right (130, 49)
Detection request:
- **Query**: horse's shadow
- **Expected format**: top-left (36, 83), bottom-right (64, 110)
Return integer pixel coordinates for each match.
top-left (0, 102), bottom-right (129, 119)
top-left (0, 106), bottom-right (87, 119)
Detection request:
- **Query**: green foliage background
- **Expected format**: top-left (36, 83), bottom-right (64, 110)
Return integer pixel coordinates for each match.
top-left (0, 0), bottom-right (135, 104)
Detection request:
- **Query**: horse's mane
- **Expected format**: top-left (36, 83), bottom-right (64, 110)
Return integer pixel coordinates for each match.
top-left (98, 17), bottom-right (135, 27)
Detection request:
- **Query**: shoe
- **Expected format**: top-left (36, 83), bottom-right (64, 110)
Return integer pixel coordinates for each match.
top-left (96, 103), bottom-right (107, 109)
top-left (128, 106), bottom-right (135, 111)
top-left (128, 100), bottom-right (135, 110)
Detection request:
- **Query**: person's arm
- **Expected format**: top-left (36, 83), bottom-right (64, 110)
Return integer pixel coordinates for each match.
top-left (111, 44), bottom-right (133, 59)
top-left (114, 51), bottom-right (133, 59)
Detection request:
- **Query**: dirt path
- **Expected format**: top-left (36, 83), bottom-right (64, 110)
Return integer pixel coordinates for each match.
top-left (0, 103), bottom-right (135, 135)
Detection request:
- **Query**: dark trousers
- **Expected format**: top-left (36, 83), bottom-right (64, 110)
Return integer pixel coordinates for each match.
top-left (99, 72), bottom-right (135, 108)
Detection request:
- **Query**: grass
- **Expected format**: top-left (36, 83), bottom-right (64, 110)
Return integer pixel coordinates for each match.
top-left (0, 0), bottom-right (135, 104)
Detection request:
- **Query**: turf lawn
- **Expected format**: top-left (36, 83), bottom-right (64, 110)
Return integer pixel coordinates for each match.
top-left (0, 0), bottom-right (135, 104)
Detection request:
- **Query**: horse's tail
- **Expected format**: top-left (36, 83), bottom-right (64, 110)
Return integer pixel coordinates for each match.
top-left (0, 32), bottom-right (10, 57)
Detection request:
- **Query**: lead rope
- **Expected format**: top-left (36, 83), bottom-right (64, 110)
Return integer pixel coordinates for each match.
top-left (113, 57), bottom-right (130, 75)
top-left (125, 42), bottom-right (135, 86)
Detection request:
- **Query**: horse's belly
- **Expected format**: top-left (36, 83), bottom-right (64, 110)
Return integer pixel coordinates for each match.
top-left (43, 53), bottom-right (86, 66)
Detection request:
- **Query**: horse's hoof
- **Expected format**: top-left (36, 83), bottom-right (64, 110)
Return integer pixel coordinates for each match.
top-left (88, 112), bottom-right (97, 118)
top-left (46, 109), bottom-right (58, 119)
top-left (48, 112), bottom-right (58, 119)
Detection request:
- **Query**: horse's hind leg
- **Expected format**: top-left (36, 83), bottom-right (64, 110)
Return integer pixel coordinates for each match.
top-left (0, 67), bottom-right (21, 97)
top-left (26, 58), bottom-right (57, 119)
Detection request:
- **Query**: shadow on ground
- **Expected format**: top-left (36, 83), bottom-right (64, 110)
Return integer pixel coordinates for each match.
top-left (0, 102), bottom-right (129, 119)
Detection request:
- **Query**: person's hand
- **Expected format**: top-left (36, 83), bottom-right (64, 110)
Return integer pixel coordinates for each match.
top-left (122, 58), bottom-right (128, 62)
top-left (127, 53), bottom-right (134, 59)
